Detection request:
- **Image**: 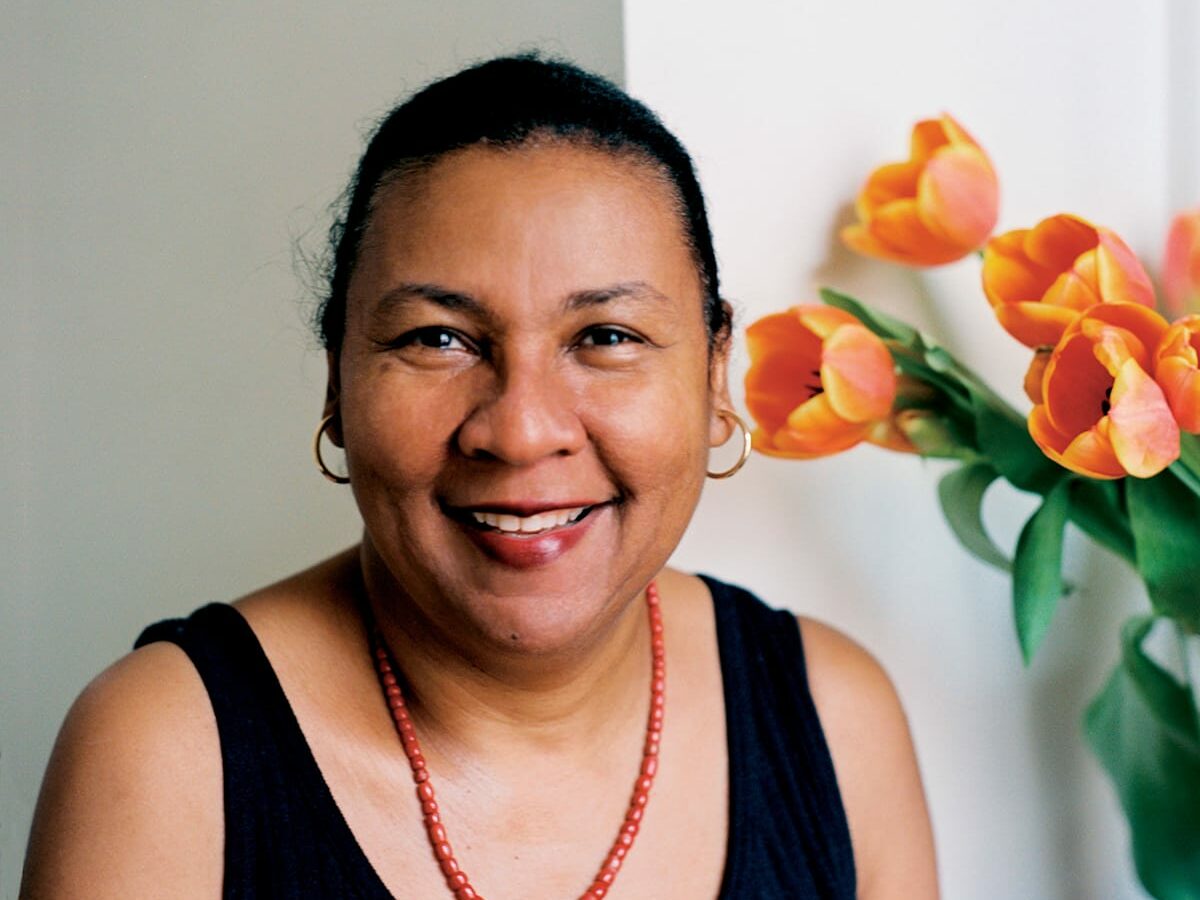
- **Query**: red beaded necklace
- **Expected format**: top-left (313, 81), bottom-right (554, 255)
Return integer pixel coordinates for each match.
top-left (369, 582), bottom-right (665, 900)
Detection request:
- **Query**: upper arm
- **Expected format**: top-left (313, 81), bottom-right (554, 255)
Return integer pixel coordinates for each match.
top-left (799, 617), bottom-right (939, 900)
top-left (20, 642), bottom-right (224, 899)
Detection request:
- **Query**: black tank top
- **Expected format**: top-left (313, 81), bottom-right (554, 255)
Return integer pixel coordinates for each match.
top-left (135, 575), bottom-right (855, 898)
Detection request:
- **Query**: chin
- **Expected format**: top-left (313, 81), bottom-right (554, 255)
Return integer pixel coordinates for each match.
top-left (445, 569), bottom-right (634, 660)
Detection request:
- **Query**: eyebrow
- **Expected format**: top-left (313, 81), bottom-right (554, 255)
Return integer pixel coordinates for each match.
top-left (372, 280), bottom-right (672, 319)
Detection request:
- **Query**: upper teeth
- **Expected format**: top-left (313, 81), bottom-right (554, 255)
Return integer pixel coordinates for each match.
top-left (470, 506), bottom-right (587, 534)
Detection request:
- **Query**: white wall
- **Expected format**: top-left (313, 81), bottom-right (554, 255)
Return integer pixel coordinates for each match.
top-left (0, 4), bottom-right (622, 896)
top-left (627, 1), bottom-right (1198, 898)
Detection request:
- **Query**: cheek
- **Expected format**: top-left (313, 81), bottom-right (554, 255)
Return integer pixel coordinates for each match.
top-left (581, 366), bottom-right (712, 497)
top-left (340, 364), bottom-right (472, 490)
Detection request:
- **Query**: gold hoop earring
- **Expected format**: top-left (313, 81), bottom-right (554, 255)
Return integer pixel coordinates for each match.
top-left (707, 410), bottom-right (752, 479)
top-left (313, 414), bottom-right (350, 484)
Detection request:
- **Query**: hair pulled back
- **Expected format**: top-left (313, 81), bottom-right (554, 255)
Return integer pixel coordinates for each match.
top-left (317, 53), bottom-right (727, 352)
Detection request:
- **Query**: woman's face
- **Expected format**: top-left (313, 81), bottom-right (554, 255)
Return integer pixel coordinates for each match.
top-left (332, 142), bottom-right (731, 656)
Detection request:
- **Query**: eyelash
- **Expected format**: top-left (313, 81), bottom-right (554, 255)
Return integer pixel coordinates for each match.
top-left (388, 325), bottom-right (644, 354)
top-left (390, 327), bottom-right (473, 353)
top-left (577, 326), bottom-right (643, 348)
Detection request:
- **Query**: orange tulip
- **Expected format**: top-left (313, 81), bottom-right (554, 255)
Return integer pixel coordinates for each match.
top-left (841, 114), bottom-right (999, 267)
top-left (1155, 314), bottom-right (1200, 433)
top-left (1163, 208), bottom-right (1200, 318)
top-left (1028, 303), bottom-right (1178, 479)
top-left (982, 214), bottom-right (1156, 349)
top-left (745, 305), bottom-right (897, 458)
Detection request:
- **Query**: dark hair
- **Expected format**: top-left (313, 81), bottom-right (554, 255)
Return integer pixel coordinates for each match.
top-left (316, 53), bottom-right (728, 352)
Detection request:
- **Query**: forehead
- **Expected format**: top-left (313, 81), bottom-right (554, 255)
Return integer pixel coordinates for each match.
top-left (348, 142), bottom-right (702, 319)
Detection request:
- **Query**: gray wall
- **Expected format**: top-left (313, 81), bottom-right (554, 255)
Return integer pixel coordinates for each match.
top-left (1, 4), bottom-right (623, 895)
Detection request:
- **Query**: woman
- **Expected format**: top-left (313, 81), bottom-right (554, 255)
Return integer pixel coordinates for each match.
top-left (22, 56), bottom-right (937, 898)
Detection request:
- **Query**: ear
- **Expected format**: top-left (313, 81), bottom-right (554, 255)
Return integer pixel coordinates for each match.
top-left (321, 350), bottom-right (344, 447)
top-left (707, 307), bottom-right (736, 446)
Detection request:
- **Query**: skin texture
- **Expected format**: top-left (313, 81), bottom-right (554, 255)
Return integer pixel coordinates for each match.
top-left (22, 143), bottom-right (937, 899)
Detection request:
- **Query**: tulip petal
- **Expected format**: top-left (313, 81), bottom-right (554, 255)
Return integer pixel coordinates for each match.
top-left (857, 161), bottom-right (922, 219)
top-left (841, 223), bottom-right (906, 265)
top-left (910, 118), bottom-right (951, 161)
top-left (994, 301), bottom-right (1081, 349)
top-left (1095, 230), bottom-right (1156, 308)
top-left (983, 231), bottom-right (1058, 304)
top-left (777, 393), bottom-right (873, 456)
top-left (1077, 301), bottom-right (1170, 360)
top-left (795, 305), bottom-right (861, 340)
top-left (751, 426), bottom-right (828, 460)
top-left (1024, 348), bottom-right (1053, 404)
top-left (1060, 425), bottom-right (1128, 479)
top-left (863, 199), bottom-right (966, 266)
top-left (938, 114), bottom-right (982, 149)
top-left (1041, 262), bottom-right (1102, 313)
top-left (1026, 215), bottom-right (1099, 271)
top-left (1157, 358), bottom-right (1200, 433)
top-left (1088, 324), bottom-right (1143, 377)
top-left (1163, 209), bottom-right (1200, 317)
top-left (1032, 405), bottom-right (1123, 482)
top-left (1107, 358), bottom-right (1180, 477)
top-left (1029, 404), bottom-right (1124, 479)
top-left (1157, 316), bottom-right (1200, 366)
top-left (916, 145), bottom-right (998, 250)
top-left (819, 324), bottom-right (897, 422)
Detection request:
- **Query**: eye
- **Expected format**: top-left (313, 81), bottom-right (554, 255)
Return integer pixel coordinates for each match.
top-left (577, 326), bottom-right (643, 348)
top-left (391, 327), bottom-right (474, 353)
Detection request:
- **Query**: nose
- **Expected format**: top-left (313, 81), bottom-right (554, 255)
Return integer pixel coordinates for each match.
top-left (455, 352), bottom-right (587, 466)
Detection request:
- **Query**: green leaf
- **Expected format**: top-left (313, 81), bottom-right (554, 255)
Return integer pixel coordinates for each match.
top-left (970, 396), bottom-right (1060, 495)
top-left (819, 287), bottom-right (924, 348)
top-left (1012, 478), bottom-right (1073, 664)
top-left (1127, 471), bottom-right (1200, 631)
top-left (889, 352), bottom-right (975, 419)
top-left (1085, 617), bottom-right (1200, 899)
top-left (1068, 479), bottom-right (1136, 567)
top-left (916, 342), bottom-right (1062, 494)
top-left (937, 463), bottom-right (1012, 572)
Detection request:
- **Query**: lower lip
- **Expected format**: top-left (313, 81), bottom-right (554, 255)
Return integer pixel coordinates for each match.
top-left (457, 507), bottom-right (602, 569)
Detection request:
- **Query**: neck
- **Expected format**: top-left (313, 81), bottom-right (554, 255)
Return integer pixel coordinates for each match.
top-left (357, 544), bottom-right (654, 761)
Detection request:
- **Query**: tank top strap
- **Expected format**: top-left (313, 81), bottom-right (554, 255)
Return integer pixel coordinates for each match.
top-left (701, 574), bottom-right (857, 899)
top-left (135, 604), bottom-right (391, 899)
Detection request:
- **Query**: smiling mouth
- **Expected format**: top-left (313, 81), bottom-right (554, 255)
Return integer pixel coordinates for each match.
top-left (442, 500), bottom-right (613, 568)
top-left (468, 506), bottom-right (593, 535)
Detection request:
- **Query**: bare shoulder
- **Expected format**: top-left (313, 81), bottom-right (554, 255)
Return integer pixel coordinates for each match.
top-left (797, 616), bottom-right (940, 900)
top-left (799, 617), bottom-right (903, 738)
top-left (21, 640), bottom-right (222, 899)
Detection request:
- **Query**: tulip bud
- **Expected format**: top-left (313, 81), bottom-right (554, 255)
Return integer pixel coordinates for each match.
top-left (842, 115), bottom-right (999, 267)
top-left (1163, 208), bottom-right (1200, 319)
